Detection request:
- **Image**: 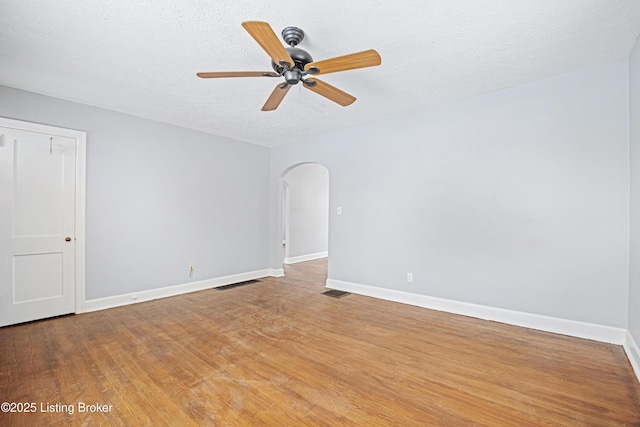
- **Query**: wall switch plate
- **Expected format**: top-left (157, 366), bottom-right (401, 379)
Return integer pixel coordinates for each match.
top-left (407, 273), bottom-right (413, 283)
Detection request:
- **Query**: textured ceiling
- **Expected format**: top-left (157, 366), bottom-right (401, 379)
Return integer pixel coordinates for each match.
top-left (1, 1), bottom-right (640, 147)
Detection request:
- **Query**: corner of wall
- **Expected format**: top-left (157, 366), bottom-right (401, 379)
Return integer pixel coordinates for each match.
top-left (628, 30), bottom-right (640, 354)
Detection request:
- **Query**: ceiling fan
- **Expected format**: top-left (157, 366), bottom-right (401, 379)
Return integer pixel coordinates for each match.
top-left (197, 21), bottom-right (382, 111)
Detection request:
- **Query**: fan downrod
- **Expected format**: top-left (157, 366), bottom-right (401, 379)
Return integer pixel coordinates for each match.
top-left (269, 26), bottom-right (315, 85)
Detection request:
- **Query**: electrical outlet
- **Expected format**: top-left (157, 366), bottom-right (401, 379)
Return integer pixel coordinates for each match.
top-left (407, 272), bottom-right (413, 283)
top-left (188, 262), bottom-right (195, 271)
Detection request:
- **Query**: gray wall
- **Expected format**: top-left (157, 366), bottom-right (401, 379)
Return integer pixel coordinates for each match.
top-left (0, 86), bottom-right (271, 300)
top-left (283, 163), bottom-right (329, 260)
top-left (1, 56), bottom-right (633, 330)
top-left (630, 36), bottom-right (640, 340)
top-left (270, 60), bottom-right (630, 328)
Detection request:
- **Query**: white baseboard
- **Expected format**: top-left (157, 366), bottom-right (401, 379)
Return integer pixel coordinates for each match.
top-left (624, 331), bottom-right (640, 382)
top-left (84, 269), bottom-right (273, 313)
top-left (284, 251), bottom-right (328, 265)
top-left (325, 279), bottom-right (626, 345)
top-left (269, 268), bottom-right (285, 277)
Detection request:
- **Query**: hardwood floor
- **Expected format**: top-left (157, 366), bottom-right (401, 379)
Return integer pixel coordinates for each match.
top-left (1, 258), bottom-right (639, 426)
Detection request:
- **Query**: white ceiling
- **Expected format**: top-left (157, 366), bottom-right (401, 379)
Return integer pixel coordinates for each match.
top-left (2, 1), bottom-right (640, 147)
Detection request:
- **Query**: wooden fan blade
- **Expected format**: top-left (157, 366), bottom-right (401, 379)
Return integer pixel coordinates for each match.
top-left (197, 71), bottom-right (278, 78)
top-left (242, 21), bottom-right (295, 67)
top-left (303, 79), bottom-right (356, 106)
top-left (262, 84), bottom-right (291, 111)
top-left (305, 49), bottom-right (381, 75)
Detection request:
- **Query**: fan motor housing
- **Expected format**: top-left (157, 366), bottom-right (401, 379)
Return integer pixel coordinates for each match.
top-left (271, 47), bottom-right (313, 78)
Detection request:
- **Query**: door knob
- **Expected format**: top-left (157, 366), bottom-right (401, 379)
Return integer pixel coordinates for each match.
top-left (65, 237), bottom-right (72, 242)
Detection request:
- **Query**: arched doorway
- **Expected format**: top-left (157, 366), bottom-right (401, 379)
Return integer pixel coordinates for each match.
top-left (280, 163), bottom-right (329, 270)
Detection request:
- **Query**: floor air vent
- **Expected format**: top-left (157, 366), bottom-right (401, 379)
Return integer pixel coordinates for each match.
top-left (216, 279), bottom-right (261, 291)
top-left (322, 289), bottom-right (350, 298)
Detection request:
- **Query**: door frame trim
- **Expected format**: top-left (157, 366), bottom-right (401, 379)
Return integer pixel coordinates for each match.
top-left (0, 117), bottom-right (87, 314)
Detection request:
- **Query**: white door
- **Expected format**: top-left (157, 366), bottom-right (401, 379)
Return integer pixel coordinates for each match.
top-left (0, 126), bottom-right (78, 326)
